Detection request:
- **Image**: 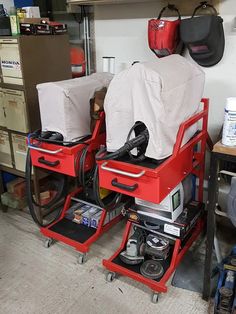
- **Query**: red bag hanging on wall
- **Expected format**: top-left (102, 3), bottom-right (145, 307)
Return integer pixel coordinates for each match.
top-left (148, 4), bottom-right (182, 57)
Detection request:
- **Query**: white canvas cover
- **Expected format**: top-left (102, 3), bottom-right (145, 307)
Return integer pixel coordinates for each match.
top-left (104, 55), bottom-right (205, 160)
top-left (37, 73), bottom-right (113, 142)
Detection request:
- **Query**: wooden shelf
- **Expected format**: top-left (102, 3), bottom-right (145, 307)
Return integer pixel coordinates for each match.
top-left (213, 140), bottom-right (236, 157)
top-left (0, 164), bottom-right (48, 180)
top-left (0, 165), bottom-right (26, 178)
top-left (67, 0), bottom-right (219, 9)
top-left (0, 83), bottom-right (25, 91)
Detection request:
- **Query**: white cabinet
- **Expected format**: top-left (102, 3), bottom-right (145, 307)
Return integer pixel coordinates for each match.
top-left (0, 39), bottom-right (23, 85)
top-left (0, 89), bottom-right (6, 127)
top-left (3, 89), bottom-right (29, 132)
top-left (0, 88), bottom-right (28, 132)
top-left (0, 130), bottom-right (12, 167)
top-left (11, 133), bottom-right (27, 171)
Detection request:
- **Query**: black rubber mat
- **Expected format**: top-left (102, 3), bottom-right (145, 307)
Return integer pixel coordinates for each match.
top-left (49, 218), bottom-right (96, 243)
top-left (112, 248), bottom-right (172, 282)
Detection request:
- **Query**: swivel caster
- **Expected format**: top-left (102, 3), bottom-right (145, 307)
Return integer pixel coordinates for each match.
top-left (44, 238), bottom-right (54, 248)
top-left (106, 272), bottom-right (116, 282)
top-left (152, 292), bottom-right (159, 304)
top-left (78, 253), bottom-right (87, 265)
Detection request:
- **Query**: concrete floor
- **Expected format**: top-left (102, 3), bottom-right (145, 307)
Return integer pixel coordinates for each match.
top-left (0, 209), bottom-right (211, 314)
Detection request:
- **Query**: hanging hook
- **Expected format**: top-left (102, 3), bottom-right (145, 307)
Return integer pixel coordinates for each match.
top-left (167, 3), bottom-right (176, 10)
top-left (200, 1), bottom-right (208, 9)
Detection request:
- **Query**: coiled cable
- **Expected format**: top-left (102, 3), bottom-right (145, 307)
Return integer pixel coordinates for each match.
top-left (26, 150), bottom-right (67, 227)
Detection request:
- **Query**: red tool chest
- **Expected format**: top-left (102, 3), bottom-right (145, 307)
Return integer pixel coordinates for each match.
top-left (29, 113), bottom-right (105, 177)
top-left (98, 99), bottom-right (210, 301)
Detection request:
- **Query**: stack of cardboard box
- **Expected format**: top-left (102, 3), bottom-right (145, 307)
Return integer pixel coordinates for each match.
top-left (1, 178), bottom-right (26, 209)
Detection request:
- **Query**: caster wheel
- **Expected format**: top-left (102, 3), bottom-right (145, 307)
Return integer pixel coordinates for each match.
top-left (44, 238), bottom-right (54, 248)
top-left (78, 253), bottom-right (87, 265)
top-left (106, 272), bottom-right (116, 282)
top-left (152, 293), bottom-right (159, 304)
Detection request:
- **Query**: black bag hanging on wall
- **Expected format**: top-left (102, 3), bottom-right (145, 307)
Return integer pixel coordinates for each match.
top-left (180, 1), bottom-right (225, 67)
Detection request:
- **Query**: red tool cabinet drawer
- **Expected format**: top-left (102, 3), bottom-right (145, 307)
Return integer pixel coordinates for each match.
top-left (29, 112), bottom-right (106, 177)
top-left (98, 148), bottom-right (193, 204)
top-left (99, 160), bottom-right (161, 203)
top-left (97, 132), bottom-right (203, 203)
top-left (30, 143), bottom-right (93, 177)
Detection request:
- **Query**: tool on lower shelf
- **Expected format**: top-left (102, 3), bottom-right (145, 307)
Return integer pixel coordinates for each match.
top-left (141, 234), bottom-right (170, 261)
top-left (119, 228), bottom-right (145, 265)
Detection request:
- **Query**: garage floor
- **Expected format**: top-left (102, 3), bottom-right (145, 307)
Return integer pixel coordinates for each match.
top-left (0, 209), bottom-right (210, 314)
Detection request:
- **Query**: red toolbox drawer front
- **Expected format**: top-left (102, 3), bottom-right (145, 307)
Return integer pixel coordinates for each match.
top-left (98, 160), bottom-right (161, 203)
top-left (98, 148), bottom-right (193, 204)
top-left (30, 144), bottom-right (93, 177)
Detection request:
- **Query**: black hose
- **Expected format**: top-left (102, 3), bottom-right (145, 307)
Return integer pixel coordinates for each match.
top-left (79, 146), bottom-right (89, 188)
top-left (26, 149), bottom-right (67, 227)
top-left (93, 123), bottom-right (150, 209)
top-left (93, 165), bottom-right (122, 210)
top-left (37, 134), bottom-right (90, 145)
top-left (77, 145), bottom-right (97, 191)
top-left (96, 128), bottom-right (149, 161)
top-left (126, 122), bottom-right (148, 162)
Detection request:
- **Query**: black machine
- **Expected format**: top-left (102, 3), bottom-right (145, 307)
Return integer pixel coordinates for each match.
top-left (119, 228), bottom-right (145, 265)
top-left (126, 200), bottom-right (205, 239)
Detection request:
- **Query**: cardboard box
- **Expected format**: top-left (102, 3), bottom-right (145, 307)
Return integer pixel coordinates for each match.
top-left (22, 7), bottom-right (40, 19)
top-left (3, 89), bottom-right (29, 133)
top-left (90, 205), bottom-right (123, 229)
top-left (65, 201), bottom-right (84, 220)
top-left (12, 133), bottom-right (27, 172)
top-left (1, 192), bottom-right (26, 209)
top-left (90, 210), bottom-right (110, 229)
top-left (19, 18), bottom-right (49, 24)
top-left (38, 191), bottom-right (56, 206)
top-left (72, 204), bottom-right (91, 224)
top-left (7, 178), bottom-right (26, 198)
top-left (81, 206), bottom-right (100, 227)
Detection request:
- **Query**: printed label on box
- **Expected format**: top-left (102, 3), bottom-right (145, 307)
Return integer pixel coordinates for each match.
top-left (1, 60), bottom-right (21, 69)
top-left (164, 224), bottom-right (180, 237)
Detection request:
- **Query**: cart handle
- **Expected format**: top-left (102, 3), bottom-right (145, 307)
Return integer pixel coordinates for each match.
top-left (111, 178), bottom-right (138, 191)
top-left (29, 145), bottom-right (63, 155)
top-left (101, 162), bottom-right (145, 178)
top-left (38, 157), bottom-right (60, 167)
top-left (172, 98), bottom-right (209, 157)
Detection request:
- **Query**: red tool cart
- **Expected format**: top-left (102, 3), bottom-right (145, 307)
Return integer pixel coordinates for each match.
top-left (28, 113), bottom-right (123, 264)
top-left (97, 99), bottom-right (209, 302)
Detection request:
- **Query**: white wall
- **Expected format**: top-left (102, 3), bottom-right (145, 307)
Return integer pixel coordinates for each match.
top-left (94, 0), bottom-right (236, 141)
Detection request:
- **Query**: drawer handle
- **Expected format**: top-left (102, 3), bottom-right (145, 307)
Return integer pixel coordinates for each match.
top-left (29, 145), bottom-right (62, 155)
top-left (111, 178), bottom-right (138, 192)
top-left (38, 157), bottom-right (60, 167)
top-left (101, 162), bottom-right (145, 178)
